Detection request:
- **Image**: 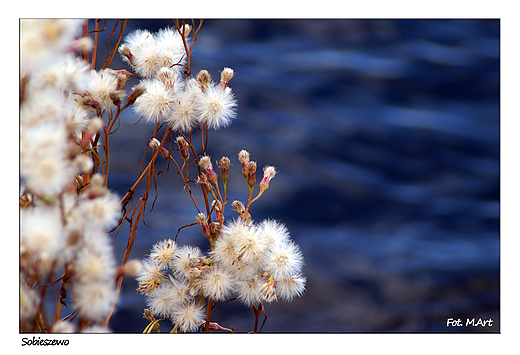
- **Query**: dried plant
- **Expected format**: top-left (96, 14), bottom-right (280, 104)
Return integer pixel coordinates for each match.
top-left (19, 19), bottom-right (305, 334)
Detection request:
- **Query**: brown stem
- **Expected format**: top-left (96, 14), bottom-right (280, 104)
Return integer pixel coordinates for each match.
top-left (91, 19), bottom-right (99, 70)
top-left (102, 19), bottom-right (127, 70)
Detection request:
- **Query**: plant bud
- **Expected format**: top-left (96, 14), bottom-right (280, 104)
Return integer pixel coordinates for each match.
top-left (119, 44), bottom-right (135, 66)
top-left (181, 23), bottom-right (192, 37)
top-left (259, 165), bottom-right (277, 192)
top-left (196, 70), bottom-right (211, 90)
top-left (196, 174), bottom-right (213, 192)
top-left (232, 200), bottom-right (251, 223)
top-left (116, 72), bottom-right (128, 91)
top-left (218, 67), bottom-right (235, 89)
top-left (175, 136), bottom-right (190, 160)
top-left (121, 259), bottom-right (143, 276)
top-left (149, 138), bottom-right (170, 159)
top-left (196, 213), bottom-right (211, 238)
top-left (212, 200), bottom-right (224, 224)
top-left (238, 150), bottom-right (250, 178)
top-left (246, 161), bottom-right (257, 187)
top-left (126, 84), bottom-right (146, 106)
top-left (218, 156), bottom-right (230, 181)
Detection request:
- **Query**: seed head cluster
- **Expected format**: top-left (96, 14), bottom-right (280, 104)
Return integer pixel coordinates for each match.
top-left (138, 218), bottom-right (305, 332)
top-left (119, 28), bottom-right (238, 130)
top-left (19, 19), bottom-right (141, 332)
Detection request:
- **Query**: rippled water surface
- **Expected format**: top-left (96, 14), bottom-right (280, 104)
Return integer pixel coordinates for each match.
top-left (102, 19), bottom-right (499, 333)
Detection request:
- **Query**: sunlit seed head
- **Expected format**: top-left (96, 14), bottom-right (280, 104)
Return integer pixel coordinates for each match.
top-left (147, 282), bottom-right (176, 318)
top-left (236, 276), bottom-right (263, 306)
top-left (197, 85), bottom-right (237, 130)
top-left (74, 281), bottom-right (116, 321)
top-left (149, 239), bottom-right (177, 269)
top-left (201, 265), bottom-right (235, 301)
top-left (275, 274), bottom-right (306, 301)
top-left (171, 301), bottom-right (205, 333)
top-left (134, 79), bottom-right (175, 123)
top-left (263, 240), bottom-right (304, 279)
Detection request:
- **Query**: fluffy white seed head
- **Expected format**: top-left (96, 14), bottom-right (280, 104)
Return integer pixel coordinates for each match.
top-left (233, 223), bottom-right (267, 266)
top-left (201, 265), bottom-right (235, 301)
top-left (85, 70), bottom-right (121, 110)
top-left (236, 275), bottom-right (263, 306)
top-left (168, 277), bottom-right (191, 307)
top-left (263, 240), bottom-right (304, 279)
top-left (134, 79), bottom-right (175, 123)
top-left (196, 85), bottom-right (237, 130)
top-left (21, 206), bottom-right (65, 267)
top-left (171, 301), bottom-right (205, 333)
top-left (149, 239), bottom-right (177, 270)
top-left (20, 279), bottom-right (39, 323)
top-left (74, 281), bottom-right (116, 321)
top-left (172, 245), bottom-right (202, 279)
top-left (276, 274), bottom-right (307, 301)
top-left (20, 19), bottom-right (82, 74)
top-left (121, 27), bottom-right (187, 79)
top-left (52, 320), bottom-right (76, 333)
top-left (137, 260), bottom-right (166, 296)
top-left (147, 281), bottom-right (176, 318)
top-left (258, 219), bottom-right (291, 249)
top-left (76, 192), bottom-right (121, 231)
top-left (155, 67), bottom-right (181, 91)
top-left (75, 244), bottom-right (117, 284)
top-left (218, 218), bottom-right (266, 267)
top-left (212, 230), bottom-right (237, 268)
top-left (166, 80), bottom-right (200, 132)
top-left (21, 154), bottom-right (73, 197)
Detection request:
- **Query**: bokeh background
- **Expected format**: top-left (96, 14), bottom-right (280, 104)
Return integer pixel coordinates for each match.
top-left (100, 19), bottom-right (499, 333)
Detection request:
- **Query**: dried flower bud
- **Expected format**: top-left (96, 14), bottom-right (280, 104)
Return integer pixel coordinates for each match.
top-left (207, 322), bottom-right (234, 333)
top-left (196, 174), bottom-right (213, 192)
top-left (176, 136), bottom-right (190, 160)
top-left (116, 72), bottom-right (128, 91)
top-left (259, 165), bottom-right (277, 192)
top-left (219, 67), bottom-right (235, 89)
top-left (232, 200), bottom-right (251, 223)
top-left (212, 200), bottom-right (224, 224)
top-left (182, 24), bottom-right (192, 37)
top-left (121, 259), bottom-right (143, 276)
top-left (109, 91), bottom-right (122, 107)
top-left (119, 44), bottom-right (135, 66)
top-left (209, 222), bottom-right (222, 242)
top-left (218, 157), bottom-right (231, 181)
top-left (126, 84), bottom-right (146, 106)
top-left (232, 200), bottom-right (246, 214)
top-left (199, 156), bottom-right (213, 171)
top-left (246, 161), bottom-right (257, 187)
top-left (196, 70), bottom-right (211, 90)
top-left (196, 213), bottom-right (211, 238)
top-left (200, 156), bottom-right (218, 185)
top-left (149, 138), bottom-right (170, 159)
top-left (238, 150), bottom-right (250, 178)
top-left (212, 200), bottom-right (222, 212)
top-left (78, 93), bottom-right (101, 111)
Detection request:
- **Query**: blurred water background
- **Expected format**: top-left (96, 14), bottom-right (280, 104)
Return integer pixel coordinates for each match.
top-left (100, 19), bottom-right (499, 333)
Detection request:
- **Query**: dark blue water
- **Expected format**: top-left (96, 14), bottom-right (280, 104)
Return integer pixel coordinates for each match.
top-left (102, 19), bottom-right (499, 332)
